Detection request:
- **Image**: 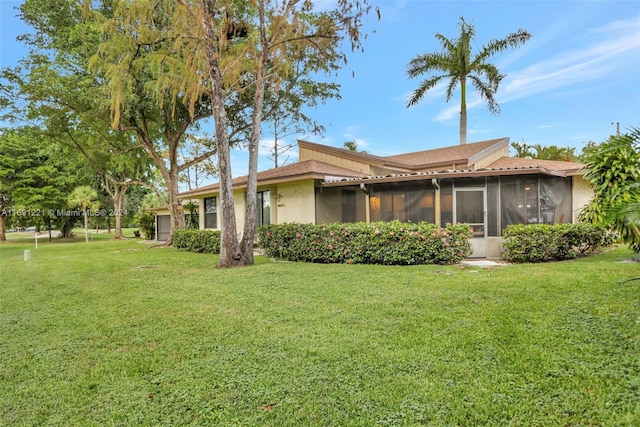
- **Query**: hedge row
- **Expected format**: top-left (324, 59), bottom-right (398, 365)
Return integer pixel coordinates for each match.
top-left (257, 221), bottom-right (473, 265)
top-left (173, 229), bottom-right (221, 253)
top-left (501, 223), bottom-right (613, 263)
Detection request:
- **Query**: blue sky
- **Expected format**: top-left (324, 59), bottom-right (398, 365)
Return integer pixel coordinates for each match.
top-left (2, 0), bottom-right (639, 182)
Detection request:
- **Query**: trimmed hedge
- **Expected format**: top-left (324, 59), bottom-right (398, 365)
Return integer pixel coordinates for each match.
top-left (173, 229), bottom-right (221, 253)
top-left (501, 223), bottom-right (613, 263)
top-left (257, 221), bottom-right (472, 265)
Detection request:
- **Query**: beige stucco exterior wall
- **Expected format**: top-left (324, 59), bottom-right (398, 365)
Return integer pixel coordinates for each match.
top-left (195, 180), bottom-right (316, 232)
top-left (486, 237), bottom-right (503, 259)
top-left (572, 175), bottom-right (593, 223)
top-left (269, 180), bottom-right (317, 224)
top-left (198, 200), bottom-right (206, 229)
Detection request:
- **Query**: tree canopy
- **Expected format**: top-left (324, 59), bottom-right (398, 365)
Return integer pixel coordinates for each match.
top-left (113, 0), bottom-right (374, 267)
top-left (511, 141), bottom-right (578, 162)
top-left (579, 127), bottom-right (640, 253)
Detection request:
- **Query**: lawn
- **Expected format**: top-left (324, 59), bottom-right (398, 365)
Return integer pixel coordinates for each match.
top-left (1, 233), bottom-right (639, 426)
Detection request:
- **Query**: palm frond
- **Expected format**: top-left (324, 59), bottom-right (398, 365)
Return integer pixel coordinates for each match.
top-left (406, 75), bottom-right (445, 107)
top-left (468, 75), bottom-right (500, 114)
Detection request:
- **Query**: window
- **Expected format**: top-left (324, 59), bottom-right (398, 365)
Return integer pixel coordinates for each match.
top-left (499, 175), bottom-right (572, 232)
top-left (370, 183), bottom-right (435, 223)
top-left (342, 190), bottom-right (357, 223)
top-left (204, 197), bottom-right (217, 229)
top-left (440, 179), bottom-right (453, 225)
top-left (256, 190), bottom-right (271, 228)
top-left (487, 177), bottom-right (500, 236)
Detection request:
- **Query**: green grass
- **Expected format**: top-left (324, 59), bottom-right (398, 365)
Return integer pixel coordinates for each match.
top-left (1, 233), bottom-right (639, 426)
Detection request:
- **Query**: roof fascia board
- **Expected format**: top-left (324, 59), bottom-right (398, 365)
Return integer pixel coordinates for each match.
top-left (178, 173), bottom-right (354, 198)
top-left (467, 137), bottom-right (510, 166)
top-left (322, 167), bottom-right (569, 187)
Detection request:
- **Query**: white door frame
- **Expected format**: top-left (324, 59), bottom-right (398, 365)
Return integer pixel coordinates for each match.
top-left (453, 188), bottom-right (487, 258)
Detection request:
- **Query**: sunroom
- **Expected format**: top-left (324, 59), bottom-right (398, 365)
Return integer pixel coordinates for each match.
top-left (318, 167), bottom-right (590, 258)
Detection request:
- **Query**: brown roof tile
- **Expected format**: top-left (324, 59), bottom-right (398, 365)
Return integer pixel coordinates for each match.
top-left (487, 156), bottom-right (584, 173)
top-left (178, 159), bottom-right (367, 197)
top-left (299, 137), bottom-right (509, 170)
top-left (385, 138), bottom-right (509, 167)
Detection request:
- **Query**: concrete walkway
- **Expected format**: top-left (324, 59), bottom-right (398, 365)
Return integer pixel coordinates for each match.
top-left (461, 259), bottom-right (507, 268)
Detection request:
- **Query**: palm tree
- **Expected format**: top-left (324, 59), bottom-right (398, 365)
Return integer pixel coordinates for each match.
top-left (343, 140), bottom-right (359, 151)
top-left (406, 17), bottom-right (531, 144)
top-left (68, 185), bottom-right (99, 243)
top-left (611, 196), bottom-right (640, 254)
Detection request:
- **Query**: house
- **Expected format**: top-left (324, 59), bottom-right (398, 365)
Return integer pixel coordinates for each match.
top-left (173, 137), bottom-right (592, 257)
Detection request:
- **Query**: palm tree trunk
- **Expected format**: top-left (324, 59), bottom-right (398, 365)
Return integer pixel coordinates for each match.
top-left (460, 76), bottom-right (467, 145)
top-left (83, 209), bottom-right (89, 243)
top-left (460, 110), bottom-right (467, 145)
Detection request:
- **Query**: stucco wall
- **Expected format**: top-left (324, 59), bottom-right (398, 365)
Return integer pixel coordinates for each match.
top-left (194, 180), bottom-right (316, 232)
top-left (271, 180), bottom-right (317, 224)
top-left (572, 175), bottom-right (593, 223)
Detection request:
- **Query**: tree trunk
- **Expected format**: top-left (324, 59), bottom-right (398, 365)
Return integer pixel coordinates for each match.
top-left (164, 168), bottom-right (184, 246)
top-left (83, 209), bottom-right (89, 243)
top-left (201, 1), bottom-right (243, 268)
top-left (460, 109), bottom-right (467, 145)
top-left (113, 190), bottom-right (126, 240)
top-left (459, 76), bottom-right (467, 145)
top-left (239, 0), bottom-right (268, 266)
top-left (0, 215), bottom-right (6, 243)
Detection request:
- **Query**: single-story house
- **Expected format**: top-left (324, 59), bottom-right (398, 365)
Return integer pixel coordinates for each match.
top-left (173, 137), bottom-right (592, 257)
top-left (148, 201), bottom-right (199, 241)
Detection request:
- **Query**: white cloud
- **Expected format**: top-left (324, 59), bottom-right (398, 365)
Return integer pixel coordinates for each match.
top-left (499, 17), bottom-right (640, 104)
top-left (258, 137), bottom-right (298, 163)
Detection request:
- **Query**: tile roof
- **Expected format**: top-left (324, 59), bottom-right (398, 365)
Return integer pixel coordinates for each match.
top-left (299, 137), bottom-right (510, 170)
top-left (178, 159), bottom-right (367, 197)
top-left (385, 137), bottom-right (509, 167)
top-left (486, 156), bottom-right (584, 173)
top-left (322, 156), bottom-right (584, 187)
top-left (179, 139), bottom-right (584, 195)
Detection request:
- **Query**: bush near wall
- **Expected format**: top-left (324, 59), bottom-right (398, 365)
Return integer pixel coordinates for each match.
top-left (173, 229), bottom-right (221, 253)
top-left (135, 212), bottom-right (156, 240)
top-left (257, 221), bottom-right (473, 265)
top-left (501, 223), bottom-right (613, 263)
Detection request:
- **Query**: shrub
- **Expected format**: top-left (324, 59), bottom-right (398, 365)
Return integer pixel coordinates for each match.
top-left (501, 223), bottom-right (613, 263)
top-left (257, 221), bottom-right (472, 265)
top-left (135, 212), bottom-right (156, 240)
top-left (173, 229), bottom-right (221, 253)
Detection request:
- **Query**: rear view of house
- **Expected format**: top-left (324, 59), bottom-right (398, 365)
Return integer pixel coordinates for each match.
top-left (176, 138), bottom-right (591, 257)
